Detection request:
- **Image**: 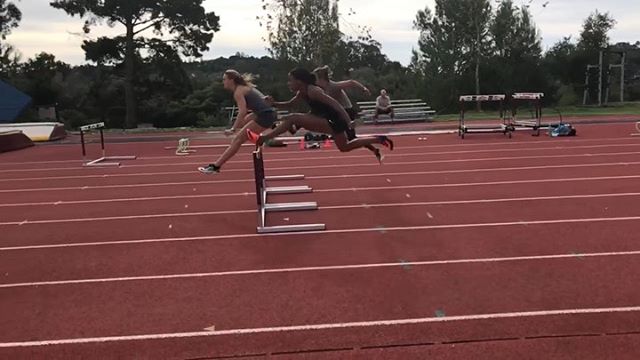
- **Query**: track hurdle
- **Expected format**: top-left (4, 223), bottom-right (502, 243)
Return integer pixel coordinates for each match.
top-left (175, 138), bottom-right (197, 156)
top-left (511, 93), bottom-right (545, 136)
top-left (80, 122), bottom-right (136, 167)
top-left (458, 95), bottom-right (513, 139)
top-left (253, 147), bottom-right (326, 234)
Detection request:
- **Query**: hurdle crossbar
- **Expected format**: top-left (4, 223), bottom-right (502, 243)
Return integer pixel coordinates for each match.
top-left (511, 93), bottom-right (545, 136)
top-left (80, 123), bottom-right (136, 167)
top-left (458, 94), bottom-right (513, 139)
top-left (253, 148), bottom-right (325, 234)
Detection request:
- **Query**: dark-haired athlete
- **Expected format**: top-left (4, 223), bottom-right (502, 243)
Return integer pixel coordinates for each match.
top-left (312, 66), bottom-right (382, 163)
top-left (248, 68), bottom-right (394, 154)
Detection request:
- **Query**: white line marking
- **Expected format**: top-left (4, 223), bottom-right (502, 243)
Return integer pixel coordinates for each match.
top-left (2, 250), bottom-right (639, 289)
top-left (0, 143), bottom-right (640, 174)
top-left (1, 191), bottom-right (639, 226)
top-left (1, 306), bottom-right (640, 347)
top-left (3, 150), bottom-right (640, 183)
top-left (3, 215), bottom-right (640, 252)
top-left (0, 134), bottom-right (636, 169)
top-left (2, 160), bottom-right (640, 195)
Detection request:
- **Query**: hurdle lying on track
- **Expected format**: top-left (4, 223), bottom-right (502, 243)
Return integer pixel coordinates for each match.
top-left (253, 147), bottom-right (326, 234)
top-left (80, 122), bottom-right (136, 167)
top-left (458, 95), bottom-right (514, 139)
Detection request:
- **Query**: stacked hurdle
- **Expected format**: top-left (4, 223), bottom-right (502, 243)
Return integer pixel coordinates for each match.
top-left (458, 95), bottom-right (514, 139)
top-left (253, 147), bottom-right (326, 234)
top-left (511, 93), bottom-right (545, 136)
top-left (80, 122), bottom-right (136, 167)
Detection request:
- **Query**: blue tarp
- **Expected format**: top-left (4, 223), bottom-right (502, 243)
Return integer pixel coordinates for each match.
top-left (0, 80), bottom-right (32, 123)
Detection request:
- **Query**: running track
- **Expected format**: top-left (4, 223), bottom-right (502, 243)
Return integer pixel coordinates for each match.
top-left (1, 123), bottom-right (640, 359)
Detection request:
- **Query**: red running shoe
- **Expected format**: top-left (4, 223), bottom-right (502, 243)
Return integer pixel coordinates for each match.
top-left (246, 129), bottom-right (263, 146)
top-left (378, 136), bottom-right (394, 150)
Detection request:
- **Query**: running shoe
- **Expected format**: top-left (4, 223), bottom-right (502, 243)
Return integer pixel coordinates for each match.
top-left (378, 136), bottom-right (394, 150)
top-left (198, 164), bottom-right (220, 174)
top-left (246, 129), bottom-right (263, 146)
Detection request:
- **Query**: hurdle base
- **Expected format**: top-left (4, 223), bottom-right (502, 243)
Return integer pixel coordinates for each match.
top-left (266, 175), bottom-right (305, 181)
top-left (265, 202), bottom-right (318, 212)
top-left (83, 156), bottom-right (137, 167)
top-left (266, 186), bottom-right (313, 195)
top-left (258, 224), bottom-right (326, 234)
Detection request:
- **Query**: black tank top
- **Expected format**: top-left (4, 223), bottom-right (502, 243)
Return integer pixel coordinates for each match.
top-left (301, 87), bottom-right (340, 118)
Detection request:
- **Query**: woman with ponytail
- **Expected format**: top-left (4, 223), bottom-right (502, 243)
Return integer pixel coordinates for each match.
top-left (248, 68), bottom-right (394, 154)
top-left (198, 69), bottom-right (277, 174)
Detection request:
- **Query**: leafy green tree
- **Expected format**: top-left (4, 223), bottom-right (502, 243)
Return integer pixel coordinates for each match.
top-left (50, 0), bottom-right (220, 128)
top-left (578, 10), bottom-right (616, 53)
top-left (0, 0), bottom-right (21, 78)
top-left (0, 0), bottom-right (20, 39)
top-left (260, 0), bottom-right (342, 68)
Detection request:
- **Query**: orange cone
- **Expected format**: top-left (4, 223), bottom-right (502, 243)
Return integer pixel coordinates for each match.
top-left (299, 139), bottom-right (305, 150)
top-left (323, 139), bottom-right (332, 149)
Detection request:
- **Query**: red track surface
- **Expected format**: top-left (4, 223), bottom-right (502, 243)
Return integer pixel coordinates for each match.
top-left (1, 121), bottom-right (640, 359)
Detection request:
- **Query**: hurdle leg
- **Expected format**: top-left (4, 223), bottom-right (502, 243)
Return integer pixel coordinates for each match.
top-left (253, 148), bottom-right (325, 234)
top-left (81, 122), bottom-right (137, 167)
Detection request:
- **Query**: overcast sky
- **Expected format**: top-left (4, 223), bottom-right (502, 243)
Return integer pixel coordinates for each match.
top-left (5, 0), bottom-right (640, 66)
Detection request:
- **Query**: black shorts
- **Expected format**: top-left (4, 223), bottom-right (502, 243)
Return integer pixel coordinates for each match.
top-left (311, 109), bottom-right (349, 134)
top-left (345, 107), bottom-right (358, 121)
top-left (255, 110), bottom-right (277, 128)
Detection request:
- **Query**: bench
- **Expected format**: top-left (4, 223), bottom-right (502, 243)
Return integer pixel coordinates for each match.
top-left (356, 99), bottom-right (436, 124)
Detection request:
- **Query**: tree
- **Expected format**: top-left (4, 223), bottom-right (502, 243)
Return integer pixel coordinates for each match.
top-left (412, 1), bottom-right (482, 110)
top-left (0, 0), bottom-right (21, 78)
top-left (0, 0), bottom-right (21, 40)
top-left (50, 0), bottom-right (220, 128)
top-left (19, 52), bottom-right (70, 106)
top-left (489, 1), bottom-right (543, 94)
top-left (260, 0), bottom-right (342, 68)
top-left (464, 0), bottom-right (492, 109)
top-left (578, 10), bottom-right (616, 53)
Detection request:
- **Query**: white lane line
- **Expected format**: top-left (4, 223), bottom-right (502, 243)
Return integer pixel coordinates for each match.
top-left (2, 191), bottom-right (640, 226)
top-left (2, 250), bottom-right (640, 289)
top-left (3, 215), bottom-right (640, 252)
top-left (11, 168), bottom-right (626, 208)
top-left (0, 135), bottom-right (636, 168)
top-left (1, 306), bottom-right (640, 347)
top-left (3, 150), bottom-right (640, 183)
top-left (3, 142), bottom-right (640, 175)
top-left (2, 160), bottom-right (640, 195)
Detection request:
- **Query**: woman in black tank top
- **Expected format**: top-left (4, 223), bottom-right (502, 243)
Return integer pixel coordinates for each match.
top-left (198, 69), bottom-right (277, 174)
top-left (249, 68), bottom-right (394, 156)
top-left (312, 66), bottom-right (382, 163)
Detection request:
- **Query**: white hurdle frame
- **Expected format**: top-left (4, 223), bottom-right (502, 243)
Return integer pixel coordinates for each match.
top-left (253, 148), bottom-right (326, 234)
top-left (458, 95), bottom-right (513, 139)
top-left (80, 122), bottom-right (137, 167)
top-left (511, 93), bottom-right (545, 136)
